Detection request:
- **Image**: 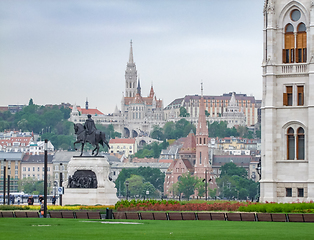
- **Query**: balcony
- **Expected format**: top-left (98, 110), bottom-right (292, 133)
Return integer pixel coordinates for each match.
top-left (279, 63), bottom-right (308, 74)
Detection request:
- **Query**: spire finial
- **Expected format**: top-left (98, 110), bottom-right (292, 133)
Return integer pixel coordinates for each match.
top-left (201, 81), bottom-right (203, 97)
top-left (129, 40), bottom-right (134, 63)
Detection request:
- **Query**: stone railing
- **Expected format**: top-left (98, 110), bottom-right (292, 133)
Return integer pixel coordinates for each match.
top-left (279, 63), bottom-right (308, 74)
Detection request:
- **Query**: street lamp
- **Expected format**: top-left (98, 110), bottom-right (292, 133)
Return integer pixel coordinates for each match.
top-left (59, 163), bottom-right (63, 206)
top-left (43, 139), bottom-right (48, 218)
top-left (7, 166), bottom-right (10, 205)
top-left (3, 159), bottom-right (6, 205)
top-left (125, 181), bottom-right (129, 200)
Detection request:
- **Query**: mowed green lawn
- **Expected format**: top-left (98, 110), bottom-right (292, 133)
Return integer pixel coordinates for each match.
top-left (0, 218), bottom-right (313, 240)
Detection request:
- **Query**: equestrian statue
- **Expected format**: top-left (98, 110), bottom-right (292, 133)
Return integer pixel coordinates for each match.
top-left (74, 114), bottom-right (110, 156)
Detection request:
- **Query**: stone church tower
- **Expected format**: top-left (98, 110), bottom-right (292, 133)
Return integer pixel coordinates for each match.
top-left (125, 40), bottom-right (138, 98)
top-left (261, 0), bottom-right (314, 202)
top-left (194, 83), bottom-right (212, 181)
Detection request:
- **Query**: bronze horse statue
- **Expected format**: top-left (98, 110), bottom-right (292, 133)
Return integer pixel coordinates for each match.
top-left (73, 123), bottom-right (110, 156)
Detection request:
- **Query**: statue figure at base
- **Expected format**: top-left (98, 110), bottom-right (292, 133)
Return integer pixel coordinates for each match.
top-left (73, 115), bottom-right (110, 156)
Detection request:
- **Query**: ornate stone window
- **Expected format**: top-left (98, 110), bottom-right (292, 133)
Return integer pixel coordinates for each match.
top-left (283, 9), bottom-right (307, 63)
top-left (286, 126), bottom-right (305, 160)
top-left (287, 127), bottom-right (295, 160)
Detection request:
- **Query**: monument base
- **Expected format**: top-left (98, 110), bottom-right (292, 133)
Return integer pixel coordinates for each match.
top-left (62, 156), bottom-right (119, 206)
top-left (62, 188), bottom-right (118, 205)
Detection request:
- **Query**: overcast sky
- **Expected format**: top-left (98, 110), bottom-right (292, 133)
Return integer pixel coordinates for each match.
top-left (0, 0), bottom-right (264, 114)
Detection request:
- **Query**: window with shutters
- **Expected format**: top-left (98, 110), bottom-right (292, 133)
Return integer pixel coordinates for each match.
top-left (283, 24), bottom-right (294, 63)
top-left (283, 86), bottom-right (293, 106)
top-left (297, 127), bottom-right (305, 160)
top-left (283, 9), bottom-right (307, 64)
top-left (287, 127), bottom-right (295, 160)
top-left (296, 23), bottom-right (307, 63)
top-left (286, 126), bottom-right (305, 160)
top-left (297, 86), bottom-right (304, 106)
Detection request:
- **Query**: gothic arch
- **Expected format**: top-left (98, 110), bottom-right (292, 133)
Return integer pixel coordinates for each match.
top-left (278, 1), bottom-right (309, 29)
top-left (124, 127), bottom-right (130, 138)
top-left (282, 121), bottom-right (307, 160)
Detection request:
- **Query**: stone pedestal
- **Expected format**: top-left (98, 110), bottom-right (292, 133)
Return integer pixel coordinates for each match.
top-left (62, 156), bottom-right (119, 205)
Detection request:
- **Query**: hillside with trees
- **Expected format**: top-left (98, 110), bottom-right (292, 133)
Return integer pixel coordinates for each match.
top-left (0, 99), bottom-right (120, 150)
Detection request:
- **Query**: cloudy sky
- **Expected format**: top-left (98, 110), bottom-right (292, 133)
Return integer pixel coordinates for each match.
top-left (0, 0), bottom-right (264, 114)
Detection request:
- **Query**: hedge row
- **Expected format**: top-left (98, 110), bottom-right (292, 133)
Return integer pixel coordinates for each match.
top-left (115, 200), bottom-right (314, 213)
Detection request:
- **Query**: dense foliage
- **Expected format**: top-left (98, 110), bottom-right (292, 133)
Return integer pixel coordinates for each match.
top-left (150, 118), bottom-right (196, 141)
top-left (0, 99), bottom-right (120, 150)
top-left (18, 178), bottom-right (45, 195)
top-left (114, 167), bottom-right (165, 196)
top-left (207, 121), bottom-right (254, 139)
top-left (150, 116), bottom-right (256, 142)
top-left (216, 162), bottom-right (259, 200)
top-left (133, 140), bottom-right (168, 159)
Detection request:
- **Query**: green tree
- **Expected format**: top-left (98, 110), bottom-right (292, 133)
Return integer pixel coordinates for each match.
top-left (18, 178), bottom-right (44, 195)
top-left (28, 98), bottom-right (34, 105)
top-left (196, 181), bottom-right (206, 198)
top-left (220, 162), bottom-right (247, 178)
top-left (133, 141), bottom-right (168, 159)
top-left (177, 173), bottom-right (200, 200)
top-left (141, 182), bottom-right (157, 198)
top-left (216, 163), bottom-right (259, 200)
top-left (150, 125), bottom-right (165, 140)
top-left (114, 167), bottom-right (165, 195)
top-left (179, 107), bottom-right (190, 117)
top-left (163, 121), bottom-right (176, 139)
top-left (125, 175), bottom-right (144, 197)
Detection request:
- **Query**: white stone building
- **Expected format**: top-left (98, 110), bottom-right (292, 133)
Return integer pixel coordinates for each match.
top-left (164, 92), bottom-right (259, 127)
top-left (261, 0), bottom-right (313, 202)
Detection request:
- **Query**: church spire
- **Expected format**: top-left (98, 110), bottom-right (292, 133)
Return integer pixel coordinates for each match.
top-left (129, 40), bottom-right (134, 63)
top-left (137, 78), bottom-right (141, 95)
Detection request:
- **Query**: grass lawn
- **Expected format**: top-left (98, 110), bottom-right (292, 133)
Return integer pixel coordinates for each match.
top-left (0, 218), bottom-right (313, 240)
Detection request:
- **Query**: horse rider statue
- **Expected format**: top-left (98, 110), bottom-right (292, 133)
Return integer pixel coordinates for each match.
top-left (84, 114), bottom-right (97, 145)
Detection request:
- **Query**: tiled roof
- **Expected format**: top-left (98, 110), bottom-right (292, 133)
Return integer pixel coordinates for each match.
top-left (22, 154), bottom-right (53, 163)
top-left (179, 132), bottom-right (196, 154)
top-left (109, 138), bottom-right (136, 144)
top-left (70, 106), bottom-right (104, 115)
top-left (0, 107), bottom-right (8, 112)
top-left (0, 137), bottom-right (33, 148)
top-left (159, 159), bottom-right (174, 164)
top-left (80, 109), bottom-right (104, 115)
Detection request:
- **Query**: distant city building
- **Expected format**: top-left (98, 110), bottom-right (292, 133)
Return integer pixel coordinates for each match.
top-left (0, 152), bottom-right (24, 193)
top-left (164, 92), bottom-right (260, 127)
top-left (0, 136), bottom-right (33, 153)
top-left (109, 138), bottom-right (137, 157)
top-left (21, 154), bottom-right (53, 182)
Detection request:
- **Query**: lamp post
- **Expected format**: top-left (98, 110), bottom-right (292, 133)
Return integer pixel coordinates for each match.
top-left (205, 170), bottom-right (208, 201)
top-left (3, 159), bottom-right (6, 205)
top-left (59, 163), bottom-right (63, 206)
top-left (7, 166), bottom-right (10, 205)
top-left (43, 139), bottom-right (48, 218)
top-left (125, 181), bottom-right (129, 200)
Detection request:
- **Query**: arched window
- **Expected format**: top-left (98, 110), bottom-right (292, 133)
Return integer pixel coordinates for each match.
top-left (297, 127), bottom-right (305, 160)
top-left (283, 24), bottom-right (295, 63)
top-left (287, 127), bottom-right (295, 160)
top-left (296, 23), bottom-right (307, 63)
